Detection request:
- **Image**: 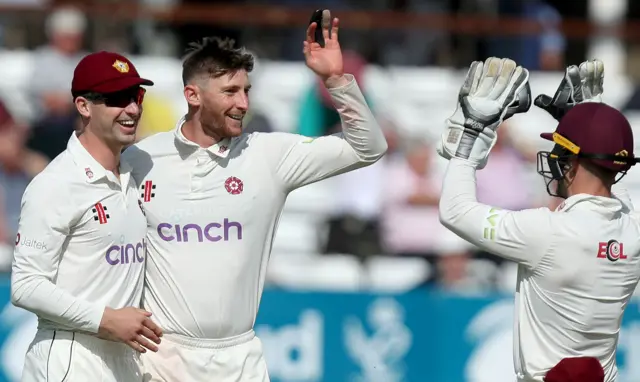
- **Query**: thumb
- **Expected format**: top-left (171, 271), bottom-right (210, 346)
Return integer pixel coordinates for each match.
top-left (534, 94), bottom-right (553, 109)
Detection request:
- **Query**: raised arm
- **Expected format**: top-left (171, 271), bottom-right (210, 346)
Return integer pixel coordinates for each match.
top-left (436, 57), bottom-right (553, 268)
top-left (266, 10), bottom-right (387, 191)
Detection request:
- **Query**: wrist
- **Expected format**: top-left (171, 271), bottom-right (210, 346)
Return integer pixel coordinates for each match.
top-left (323, 74), bottom-right (349, 89)
top-left (99, 307), bottom-right (114, 330)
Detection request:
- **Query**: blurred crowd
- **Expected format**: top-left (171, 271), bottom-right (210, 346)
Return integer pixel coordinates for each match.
top-left (0, 0), bottom-right (613, 293)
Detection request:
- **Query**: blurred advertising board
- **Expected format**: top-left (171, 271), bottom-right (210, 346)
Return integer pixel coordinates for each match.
top-left (0, 280), bottom-right (639, 381)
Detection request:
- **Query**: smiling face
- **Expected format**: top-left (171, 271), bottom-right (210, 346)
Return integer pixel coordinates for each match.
top-left (75, 86), bottom-right (144, 147)
top-left (184, 70), bottom-right (251, 139)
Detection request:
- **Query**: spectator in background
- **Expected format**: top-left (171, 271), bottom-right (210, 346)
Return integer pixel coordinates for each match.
top-left (26, 5), bottom-right (87, 160)
top-left (0, 100), bottom-right (48, 270)
top-left (380, 138), bottom-right (474, 290)
top-left (486, 0), bottom-right (565, 71)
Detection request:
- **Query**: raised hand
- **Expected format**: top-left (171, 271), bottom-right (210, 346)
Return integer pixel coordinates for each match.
top-left (303, 9), bottom-right (344, 86)
top-left (534, 59), bottom-right (604, 121)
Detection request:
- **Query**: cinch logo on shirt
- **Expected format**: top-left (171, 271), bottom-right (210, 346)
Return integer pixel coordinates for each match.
top-left (597, 240), bottom-right (626, 262)
top-left (106, 239), bottom-right (146, 265)
top-left (157, 219), bottom-right (243, 242)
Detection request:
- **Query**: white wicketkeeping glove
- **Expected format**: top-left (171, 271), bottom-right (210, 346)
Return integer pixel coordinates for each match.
top-left (534, 59), bottom-right (604, 121)
top-left (436, 57), bottom-right (531, 169)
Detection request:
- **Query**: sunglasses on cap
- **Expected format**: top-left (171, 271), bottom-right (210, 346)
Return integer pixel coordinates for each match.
top-left (81, 87), bottom-right (146, 108)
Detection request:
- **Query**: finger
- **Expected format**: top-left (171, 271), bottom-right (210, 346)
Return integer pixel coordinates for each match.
top-left (127, 340), bottom-right (146, 353)
top-left (306, 22), bottom-right (316, 44)
top-left (499, 66), bottom-right (529, 111)
top-left (459, 61), bottom-right (482, 98)
top-left (579, 61), bottom-right (593, 99)
top-left (566, 65), bottom-right (582, 102)
top-left (534, 94), bottom-right (554, 109)
top-left (136, 335), bottom-right (159, 352)
top-left (140, 326), bottom-right (161, 345)
top-left (143, 317), bottom-right (163, 337)
top-left (594, 59), bottom-right (604, 95)
top-left (137, 309), bottom-right (152, 317)
top-left (490, 58), bottom-right (517, 101)
top-left (476, 57), bottom-right (501, 97)
top-left (331, 18), bottom-right (339, 42)
top-left (321, 10), bottom-right (331, 42)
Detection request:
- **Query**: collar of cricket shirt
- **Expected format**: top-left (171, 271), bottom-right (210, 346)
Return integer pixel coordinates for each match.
top-left (67, 132), bottom-right (132, 184)
top-left (556, 193), bottom-right (624, 219)
top-left (173, 115), bottom-right (231, 159)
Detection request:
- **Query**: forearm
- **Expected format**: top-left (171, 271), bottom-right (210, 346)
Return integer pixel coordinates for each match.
top-left (439, 158), bottom-right (551, 267)
top-left (438, 158), bottom-right (488, 244)
top-left (328, 74), bottom-right (388, 163)
top-left (11, 272), bottom-right (104, 333)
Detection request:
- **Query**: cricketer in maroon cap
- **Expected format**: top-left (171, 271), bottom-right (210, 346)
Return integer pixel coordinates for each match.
top-left (536, 102), bottom-right (639, 199)
top-left (544, 357), bottom-right (605, 382)
top-left (72, 51), bottom-right (154, 166)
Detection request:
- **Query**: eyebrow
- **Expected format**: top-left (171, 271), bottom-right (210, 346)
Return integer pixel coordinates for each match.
top-left (223, 84), bottom-right (252, 91)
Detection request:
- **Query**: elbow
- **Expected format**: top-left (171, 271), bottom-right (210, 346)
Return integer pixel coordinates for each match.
top-left (438, 193), bottom-right (459, 231)
top-left (438, 203), bottom-right (454, 230)
top-left (358, 132), bottom-right (389, 165)
top-left (10, 274), bottom-right (39, 311)
top-left (10, 283), bottom-right (26, 309)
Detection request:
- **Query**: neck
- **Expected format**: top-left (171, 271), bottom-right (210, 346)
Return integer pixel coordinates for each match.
top-left (567, 180), bottom-right (612, 199)
top-left (77, 129), bottom-right (121, 173)
top-left (182, 113), bottom-right (222, 148)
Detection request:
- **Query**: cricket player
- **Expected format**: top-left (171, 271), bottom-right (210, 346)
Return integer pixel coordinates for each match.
top-left (11, 51), bottom-right (162, 381)
top-left (437, 57), bottom-right (640, 382)
top-left (122, 10), bottom-right (387, 381)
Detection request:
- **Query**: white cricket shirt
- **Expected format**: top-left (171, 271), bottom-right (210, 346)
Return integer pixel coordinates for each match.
top-left (439, 158), bottom-right (640, 382)
top-left (11, 132), bottom-right (147, 334)
top-left (122, 74), bottom-right (387, 339)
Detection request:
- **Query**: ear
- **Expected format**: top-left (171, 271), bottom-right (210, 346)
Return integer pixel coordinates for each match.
top-left (567, 157), bottom-right (580, 179)
top-left (184, 84), bottom-right (201, 108)
top-left (74, 97), bottom-right (91, 119)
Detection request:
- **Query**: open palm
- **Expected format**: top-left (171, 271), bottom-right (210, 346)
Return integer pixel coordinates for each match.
top-left (303, 11), bottom-right (343, 81)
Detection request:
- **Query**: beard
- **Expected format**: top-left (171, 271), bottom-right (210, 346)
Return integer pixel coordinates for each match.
top-left (555, 178), bottom-right (569, 199)
top-left (198, 104), bottom-right (243, 139)
top-left (199, 105), bottom-right (225, 140)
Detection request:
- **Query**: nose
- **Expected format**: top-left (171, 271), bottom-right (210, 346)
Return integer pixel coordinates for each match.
top-left (235, 92), bottom-right (249, 111)
top-left (124, 100), bottom-right (141, 116)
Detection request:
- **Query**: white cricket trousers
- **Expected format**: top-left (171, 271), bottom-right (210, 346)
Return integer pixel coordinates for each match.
top-left (141, 329), bottom-right (270, 382)
top-left (21, 329), bottom-right (142, 382)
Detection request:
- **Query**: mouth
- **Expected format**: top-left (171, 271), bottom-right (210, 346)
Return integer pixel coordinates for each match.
top-left (226, 114), bottom-right (244, 123)
top-left (117, 120), bottom-right (138, 131)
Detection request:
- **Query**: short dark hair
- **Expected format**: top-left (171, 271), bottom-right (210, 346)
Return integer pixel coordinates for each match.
top-left (182, 37), bottom-right (254, 86)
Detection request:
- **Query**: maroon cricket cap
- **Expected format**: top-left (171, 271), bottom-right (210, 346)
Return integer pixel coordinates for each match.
top-left (540, 102), bottom-right (634, 171)
top-left (71, 51), bottom-right (153, 95)
top-left (544, 357), bottom-right (604, 382)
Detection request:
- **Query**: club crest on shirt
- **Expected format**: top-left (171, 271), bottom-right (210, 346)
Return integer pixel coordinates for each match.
top-left (140, 180), bottom-right (157, 202)
top-left (92, 202), bottom-right (110, 224)
top-left (85, 167), bottom-right (94, 179)
top-left (225, 176), bottom-right (244, 195)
